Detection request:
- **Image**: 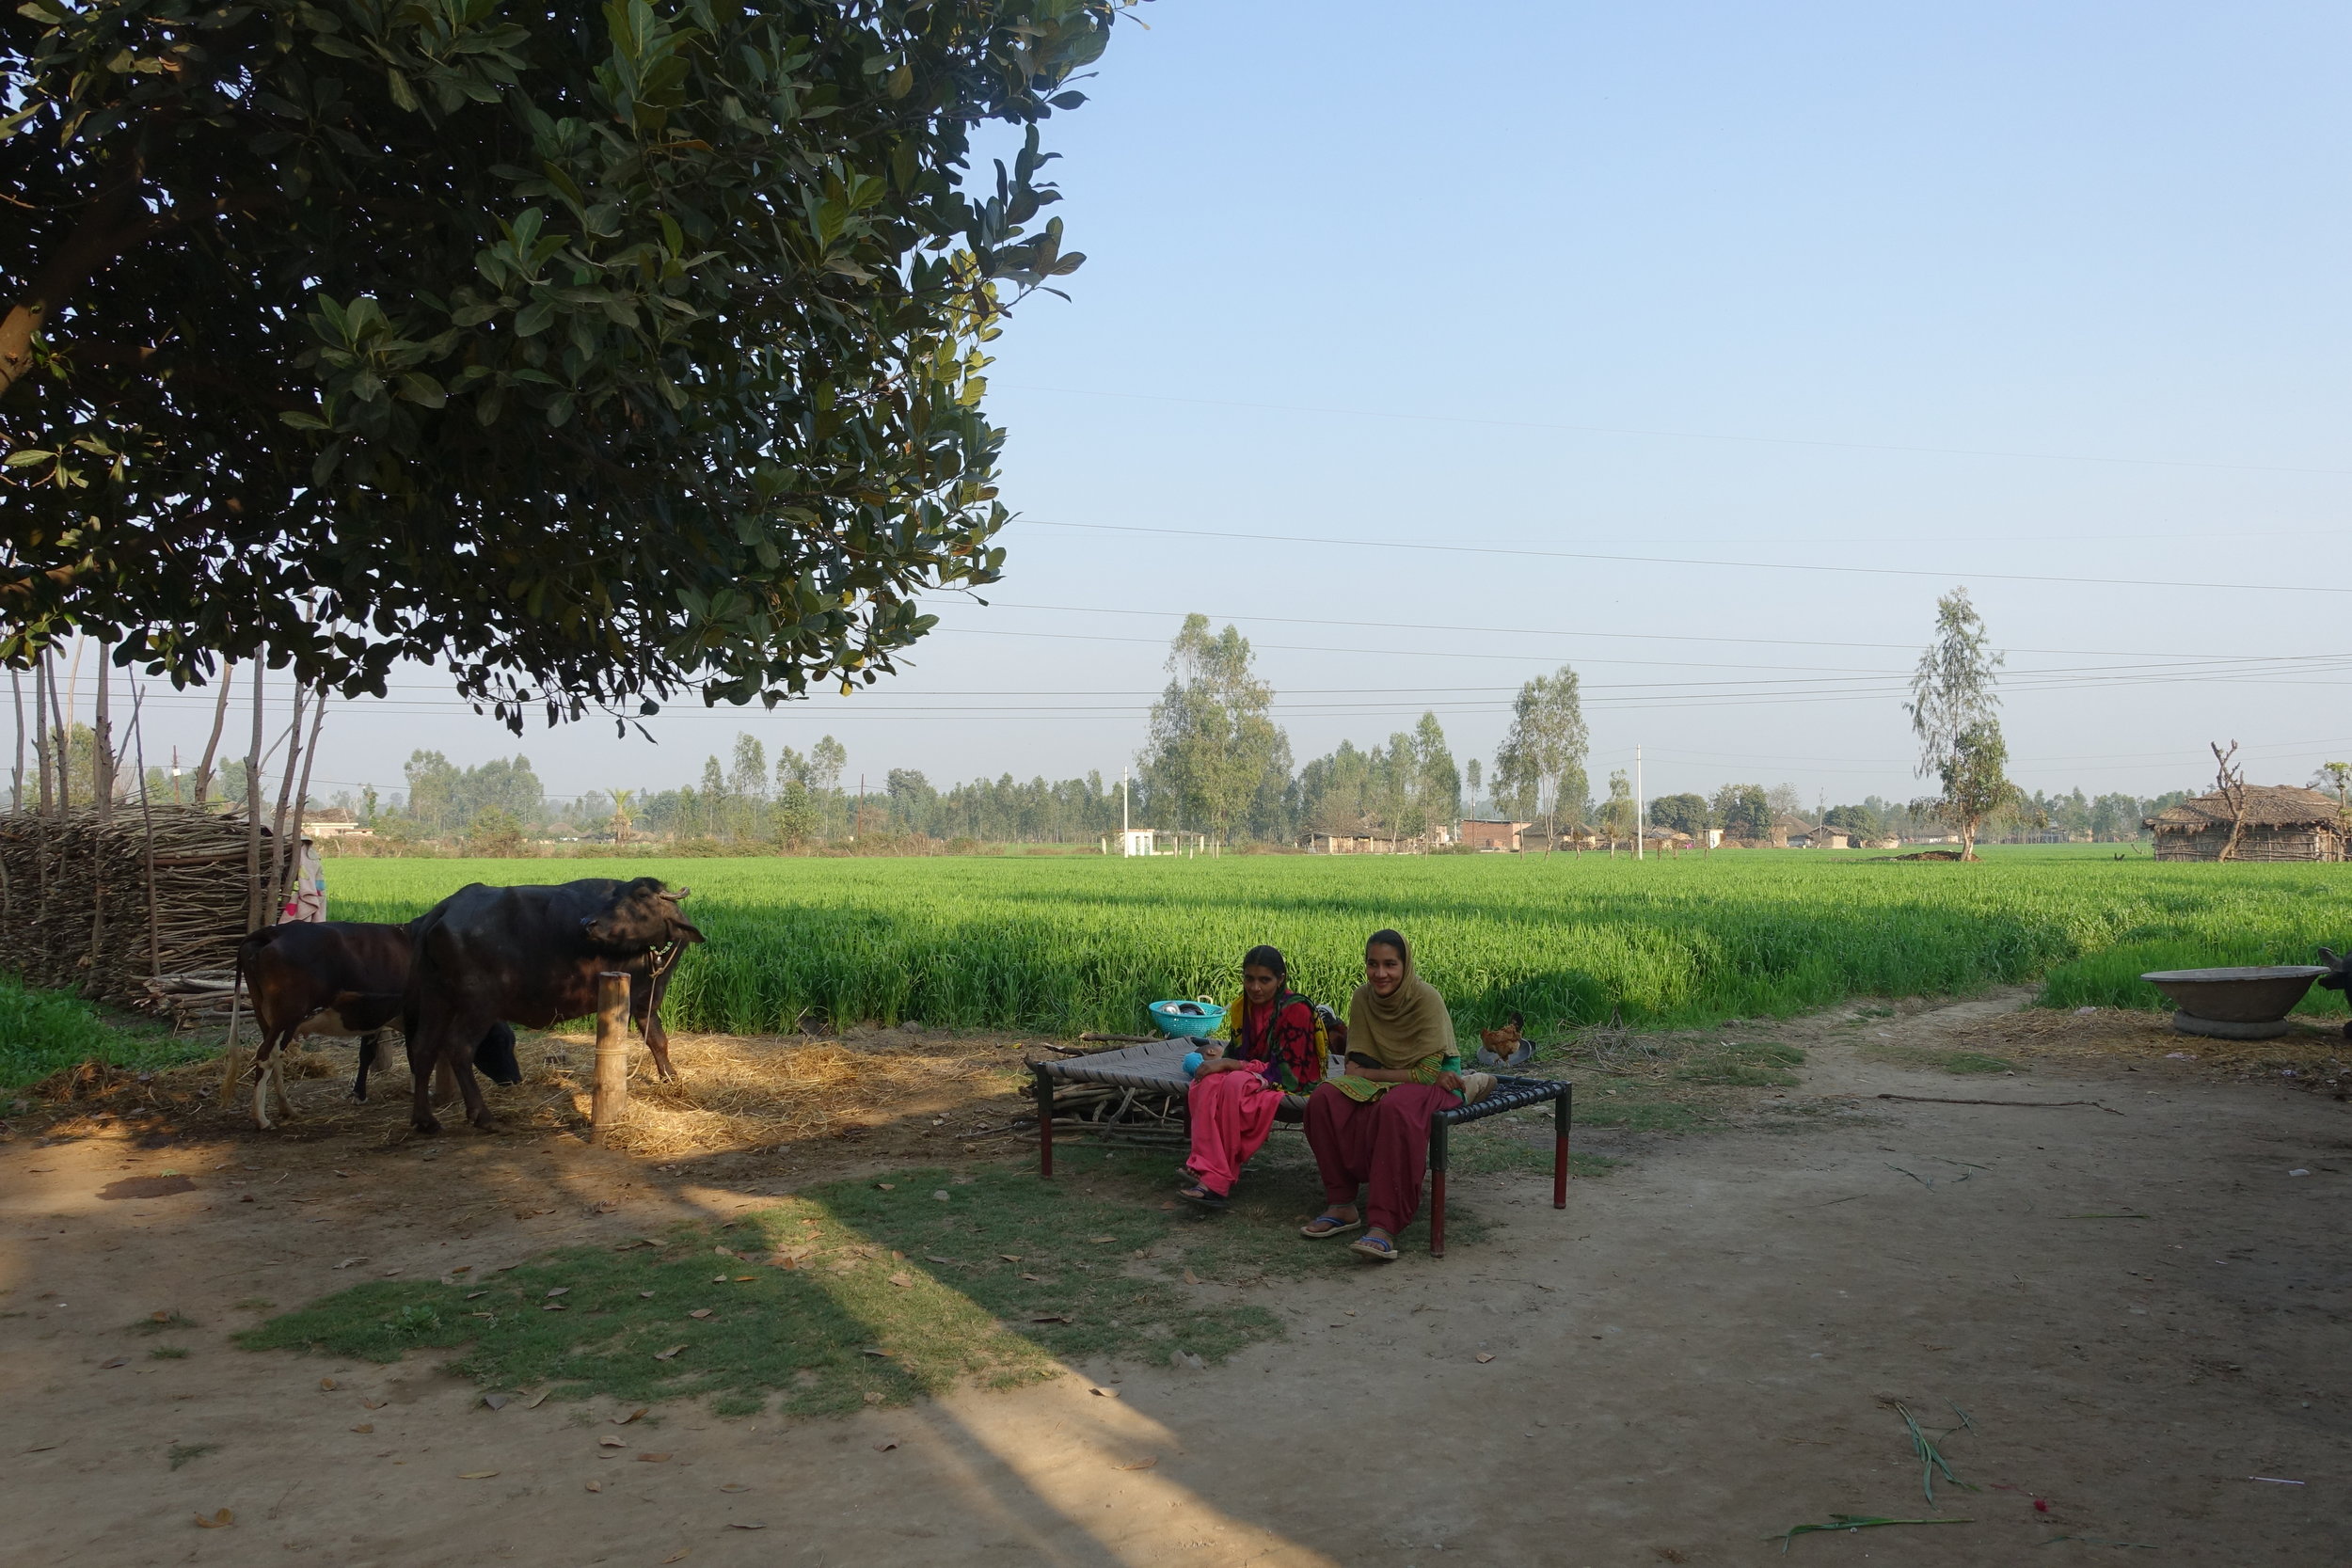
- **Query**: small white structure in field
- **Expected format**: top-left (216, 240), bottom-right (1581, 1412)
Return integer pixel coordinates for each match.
top-left (1120, 829), bottom-right (1158, 857)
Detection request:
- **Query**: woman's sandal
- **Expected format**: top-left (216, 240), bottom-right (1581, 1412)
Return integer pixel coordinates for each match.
top-left (1298, 1213), bottom-right (1362, 1239)
top-left (1177, 1183), bottom-right (1229, 1209)
top-left (1348, 1232), bottom-right (1401, 1261)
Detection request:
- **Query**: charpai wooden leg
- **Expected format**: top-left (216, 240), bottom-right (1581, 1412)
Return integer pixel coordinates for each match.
top-left (1553, 1084), bottom-right (1572, 1209)
top-left (1033, 1061), bottom-right (1056, 1179)
top-left (1428, 1114), bottom-right (1450, 1258)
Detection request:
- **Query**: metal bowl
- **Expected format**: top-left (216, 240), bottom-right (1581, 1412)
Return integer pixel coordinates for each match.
top-left (1149, 999), bottom-right (1228, 1040)
top-left (2138, 966), bottom-right (2326, 1023)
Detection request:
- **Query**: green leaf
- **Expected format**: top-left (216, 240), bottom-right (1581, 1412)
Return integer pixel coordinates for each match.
top-left (3, 451), bottom-right (56, 467)
top-left (275, 412), bottom-right (331, 432)
top-left (395, 372), bottom-right (447, 408)
top-left (514, 298), bottom-right (556, 336)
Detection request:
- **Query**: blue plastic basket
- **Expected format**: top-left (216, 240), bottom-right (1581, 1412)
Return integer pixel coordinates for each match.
top-left (1149, 998), bottom-right (1227, 1040)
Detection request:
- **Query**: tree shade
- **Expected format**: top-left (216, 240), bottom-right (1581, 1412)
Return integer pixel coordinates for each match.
top-left (2, 0), bottom-right (1125, 724)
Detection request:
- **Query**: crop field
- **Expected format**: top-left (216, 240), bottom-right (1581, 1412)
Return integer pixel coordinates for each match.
top-left (320, 847), bottom-right (2352, 1039)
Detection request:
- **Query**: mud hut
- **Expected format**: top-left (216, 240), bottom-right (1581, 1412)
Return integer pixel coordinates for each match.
top-left (2144, 785), bottom-right (2347, 863)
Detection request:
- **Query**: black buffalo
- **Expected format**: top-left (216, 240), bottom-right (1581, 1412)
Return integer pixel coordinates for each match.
top-left (403, 877), bottom-right (703, 1132)
top-left (233, 921), bottom-right (520, 1128)
top-left (2318, 945), bottom-right (2352, 1038)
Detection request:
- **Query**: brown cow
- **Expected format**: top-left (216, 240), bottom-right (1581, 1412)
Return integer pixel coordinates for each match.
top-left (233, 921), bottom-right (519, 1129)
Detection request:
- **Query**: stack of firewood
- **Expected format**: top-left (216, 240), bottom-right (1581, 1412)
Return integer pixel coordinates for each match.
top-left (0, 806), bottom-right (261, 1019)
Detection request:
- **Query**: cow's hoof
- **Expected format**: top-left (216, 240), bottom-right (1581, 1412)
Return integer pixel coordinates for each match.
top-left (411, 1116), bottom-right (443, 1135)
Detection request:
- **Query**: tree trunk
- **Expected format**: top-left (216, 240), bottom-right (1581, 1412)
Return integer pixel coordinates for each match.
top-left (90, 640), bottom-right (113, 822)
top-left (192, 659), bottom-right (234, 806)
top-left (245, 657), bottom-right (266, 931)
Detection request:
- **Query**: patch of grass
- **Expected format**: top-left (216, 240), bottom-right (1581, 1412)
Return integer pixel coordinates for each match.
top-left (0, 976), bottom-right (215, 1091)
top-left (149, 1346), bottom-right (189, 1360)
top-left (1865, 1045), bottom-right (2018, 1075)
top-left (233, 1298), bottom-right (276, 1311)
top-left (1675, 1042), bottom-right (1805, 1088)
top-left (133, 1311), bottom-right (197, 1336)
top-left (167, 1442), bottom-right (217, 1469)
top-left (239, 1166), bottom-right (1283, 1415)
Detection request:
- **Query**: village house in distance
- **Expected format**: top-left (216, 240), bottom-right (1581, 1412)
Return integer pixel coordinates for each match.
top-left (2145, 784), bottom-right (2350, 862)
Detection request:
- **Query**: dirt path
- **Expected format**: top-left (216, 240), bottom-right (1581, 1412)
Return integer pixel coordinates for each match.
top-left (3, 994), bottom-right (2346, 1566)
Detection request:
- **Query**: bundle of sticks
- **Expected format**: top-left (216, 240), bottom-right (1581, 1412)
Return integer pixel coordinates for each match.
top-left (0, 805), bottom-right (262, 1014)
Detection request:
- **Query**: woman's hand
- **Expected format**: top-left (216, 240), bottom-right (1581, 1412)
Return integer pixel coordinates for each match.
top-left (1434, 1070), bottom-right (1464, 1095)
top-left (1197, 1056), bottom-right (1248, 1076)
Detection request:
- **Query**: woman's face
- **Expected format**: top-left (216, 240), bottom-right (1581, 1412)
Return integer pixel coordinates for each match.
top-left (1242, 964), bottom-right (1282, 1006)
top-left (1365, 942), bottom-right (1406, 997)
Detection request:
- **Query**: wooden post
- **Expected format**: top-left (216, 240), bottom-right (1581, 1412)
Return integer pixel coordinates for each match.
top-left (591, 971), bottom-right (632, 1144)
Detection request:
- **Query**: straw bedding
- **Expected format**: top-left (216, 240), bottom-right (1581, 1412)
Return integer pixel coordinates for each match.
top-left (19, 1027), bottom-right (1040, 1154)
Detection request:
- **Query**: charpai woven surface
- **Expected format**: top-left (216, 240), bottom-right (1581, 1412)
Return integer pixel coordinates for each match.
top-left (1041, 1042), bottom-right (1565, 1117)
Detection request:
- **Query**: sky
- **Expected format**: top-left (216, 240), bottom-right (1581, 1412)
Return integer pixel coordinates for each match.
top-left (56, 0), bottom-right (2352, 812)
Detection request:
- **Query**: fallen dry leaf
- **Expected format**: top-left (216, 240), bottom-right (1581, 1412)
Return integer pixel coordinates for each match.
top-left (728, 1522), bottom-right (768, 1530)
top-left (886, 1272), bottom-right (914, 1289)
top-left (637, 1452), bottom-right (672, 1464)
top-left (464, 1291), bottom-right (487, 1301)
top-left (1089, 1386), bottom-right (1120, 1400)
top-left (925, 1255), bottom-right (956, 1265)
top-left (999, 1254), bottom-right (1021, 1262)
top-left (653, 1345), bottom-right (688, 1362)
top-left (521, 1389), bottom-right (553, 1410)
top-left (931, 1190), bottom-right (950, 1201)
top-left (360, 1399), bottom-right (387, 1410)
top-left (334, 1258), bottom-right (366, 1269)
top-left (1117, 1457), bottom-right (1158, 1472)
top-left (873, 1182), bottom-right (895, 1191)
top-left (100, 1357), bottom-right (128, 1370)
top-left (351, 1424), bottom-right (373, 1434)
top-left (584, 1480), bottom-right (602, 1493)
top-left (1087, 1235), bottom-right (1117, 1244)
top-left (449, 1264), bottom-right (470, 1274)
top-left (319, 1378), bottom-right (338, 1390)
top-left (1182, 1269), bottom-right (1200, 1285)
top-left (710, 1275), bottom-right (729, 1284)
top-left (719, 1483), bottom-right (748, 1493)
top-left (863, 1391), bottom-right (883, 1405)
top-left (688, 1308), bottom-right (713, 1321)
top-left (458, 1470), bottom-right (499, 1480)
top-left (1474, 1354), bottom-right (1495, 1365)
top-left (193, 1508), bottom-right (234, 1528)
top-left (150, 1311), bottom-right (171, 1323)
top-left (732, 1275), bottom-right (755, 1282)
top-left (599, 1436), bottom-right (626, 1449)
top-left (1021, 1273), bottom-right (1042, 1282)
top-left (661, 1551), bottom-right (688, 1564)
top-left (541, 1303), bottom-right (566, 1312)
top-left (874, 1441), bottom-right (898, 1452)
top-left (614, 1407), bottom-right (647, 1425)
top-left (481, 1393), bottom-right (511, 1411)
top-left (860, 1347), bottom-right (892, 1358)
top-left (1030, 1313), bottom-right (1074, 1324)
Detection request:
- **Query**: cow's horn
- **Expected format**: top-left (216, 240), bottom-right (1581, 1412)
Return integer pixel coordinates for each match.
top-left (663, 886), bottom-right (691, 901)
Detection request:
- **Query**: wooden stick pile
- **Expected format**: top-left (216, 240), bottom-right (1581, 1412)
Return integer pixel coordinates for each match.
top-left (0, 805), bottom-right (261, 1019)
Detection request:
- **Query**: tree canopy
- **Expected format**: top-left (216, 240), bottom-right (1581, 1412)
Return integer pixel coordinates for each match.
top-left (1492, 665), bottom-right (1589, 834)
top-left (1138, 614), bottom-right (1289, 845)
top-left (1906, 588), bottom-right (2012, 858)
top-left (2, 0), bottom-right (1125, 723)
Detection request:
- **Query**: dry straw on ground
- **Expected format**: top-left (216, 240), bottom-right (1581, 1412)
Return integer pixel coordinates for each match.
top-left (23, 1027), bottom-right (1038, 1153)
top-left (1957, 1006), bottom-right (2350, 1082)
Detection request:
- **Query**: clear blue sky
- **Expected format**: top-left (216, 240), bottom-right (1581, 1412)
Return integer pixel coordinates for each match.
top-left (105, 1), bottom-right (2352, 809)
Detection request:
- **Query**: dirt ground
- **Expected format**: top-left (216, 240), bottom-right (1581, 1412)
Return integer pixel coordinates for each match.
top-left (2, 994), bottom-right (2347, 1567)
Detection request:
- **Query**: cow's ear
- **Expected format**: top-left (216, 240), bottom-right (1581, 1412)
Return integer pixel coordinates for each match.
top-left (2323, 946), bottom-right (2343, 965)
top-left (674, 918), bottom-right (707, 944)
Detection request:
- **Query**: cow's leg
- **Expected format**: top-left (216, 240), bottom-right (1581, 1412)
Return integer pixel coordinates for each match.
top-left (250, 1029), bottom-right (292, 1130)
top-left (432, 1056), bottom-right (462, 1109)
top-left (405, 1005), bottom-right (444, 1135)
top-left (638, 981), bottom-right (678, 1083)
top-left (268, 1046), bottom-right (294, 1121)
top-left (354, 1033), bottom-right (379, 1101)
top-left (437, 1014), bottom-right (498, 1130)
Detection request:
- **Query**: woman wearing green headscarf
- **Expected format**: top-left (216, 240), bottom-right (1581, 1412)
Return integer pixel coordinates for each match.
top-left (1298, 927), bottom-right (1464, 1261)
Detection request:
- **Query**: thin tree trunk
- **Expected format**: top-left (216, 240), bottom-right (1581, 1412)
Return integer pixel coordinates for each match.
top-left (129, 679), bottom-right (162, 982)
top-left (192, 658), bottom-right (234, 806)
top-left (90, 639), bottom-right (112, 822)
top-left (8, 667), bottom-right (23, 813)
top-left (44, 650), bottom-right (69, 813)
top-left (264, 682), bottom-right (309, 920)
top-left (245, 656), bottom-right (266, 931)
top-left (32, 656), bottom-right (51, 814)
top-left (275, 689), bottom-right (326, 917)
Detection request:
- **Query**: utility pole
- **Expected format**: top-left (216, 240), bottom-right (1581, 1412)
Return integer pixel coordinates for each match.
top-left (1634, 743), bottom-right (1644, 862)
top-left (1120, 766), bottom-right (1130, 843)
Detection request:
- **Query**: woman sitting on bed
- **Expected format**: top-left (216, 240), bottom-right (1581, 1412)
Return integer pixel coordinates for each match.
top-left (1177, 945), bottom-right (1336, 1208)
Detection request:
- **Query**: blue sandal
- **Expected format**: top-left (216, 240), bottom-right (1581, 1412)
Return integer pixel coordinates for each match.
top-left (1349, 1232), bottom-right (1400, 1261)
top-left (1298, 1213), bottom-right (1362, 1239)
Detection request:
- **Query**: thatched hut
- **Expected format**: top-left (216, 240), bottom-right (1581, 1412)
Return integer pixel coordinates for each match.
top-left (2144, 785), bottom-right (2347, 863)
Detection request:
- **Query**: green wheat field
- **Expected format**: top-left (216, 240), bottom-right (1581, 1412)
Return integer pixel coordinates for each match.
top-left (319, 846), bottom-right (2352, 1038)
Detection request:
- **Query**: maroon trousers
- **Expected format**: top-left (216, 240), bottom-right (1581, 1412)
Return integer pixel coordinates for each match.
top-left (1304, 1081), bottom-right (1461, 1235)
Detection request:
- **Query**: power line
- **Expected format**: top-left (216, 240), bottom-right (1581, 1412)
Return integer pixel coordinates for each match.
top-left (1001, 381), bottom-right (2352, 479)
top-left (1018, 518), bottom-right (2352, 597)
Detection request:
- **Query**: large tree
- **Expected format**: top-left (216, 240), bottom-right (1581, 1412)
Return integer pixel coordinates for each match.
top-left (1492, 665), bottom-right (1589, 847)
top-left (1906, 587), bottom-right (2010, 859)
top-left (2, 0), bottom-right (1125, 722)
top-left (1139, 613), bottom-right (1287, 846)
